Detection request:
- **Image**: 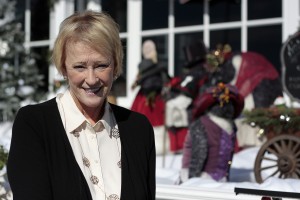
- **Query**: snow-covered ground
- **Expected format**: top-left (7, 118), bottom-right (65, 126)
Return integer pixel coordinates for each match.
top-left (156, 147), bottom-right (300, 199)
top-left (1, 121), bottom-right (300, 199)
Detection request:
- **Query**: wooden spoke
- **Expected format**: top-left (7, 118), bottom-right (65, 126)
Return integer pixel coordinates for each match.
top-left (291, 142), bottom-right (300, 154)
top-left (266, 147), bottom-right (279, 157)
top-left (287, 139), bottom-right (293, 152)
top-left (264, 169), bottom-right (280, 181)
top-left (280, 139), bottom-right (287, 152)
top-left (260, 164), bottom-right (278, 171)
top-left (261, 156), bottom-right (277, 162)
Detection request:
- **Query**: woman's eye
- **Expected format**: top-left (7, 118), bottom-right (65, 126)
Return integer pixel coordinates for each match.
top-left (95, 64), bottom-right (110, 70)
top-left (74, 65), bottom-right (86, 72)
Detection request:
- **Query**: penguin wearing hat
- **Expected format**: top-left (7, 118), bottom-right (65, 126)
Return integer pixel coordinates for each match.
top-left (180, 82), bottom-right (244, 183)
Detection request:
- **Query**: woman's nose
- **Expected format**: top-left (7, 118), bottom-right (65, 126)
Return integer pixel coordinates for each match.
top-left (85, 69), bottom-right (98, 84)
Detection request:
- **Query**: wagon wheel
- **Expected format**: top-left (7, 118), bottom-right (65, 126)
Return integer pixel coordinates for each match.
top-left (254, 134), bottom-right (300, 183)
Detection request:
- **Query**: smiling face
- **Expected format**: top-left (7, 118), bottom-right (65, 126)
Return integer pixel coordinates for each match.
top-left (64, 41), bottom-right (114, 119)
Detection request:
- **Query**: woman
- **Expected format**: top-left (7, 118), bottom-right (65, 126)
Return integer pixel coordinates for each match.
top-left (7, 10), bottom-right (156, 200)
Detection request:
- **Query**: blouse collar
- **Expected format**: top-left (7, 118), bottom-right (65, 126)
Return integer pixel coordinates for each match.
top-left (59, 89), bottom-right (113, 135)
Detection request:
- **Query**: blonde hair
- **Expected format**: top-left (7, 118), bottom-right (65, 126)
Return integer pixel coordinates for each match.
top-left (52, 10), bottom-right (123, 79)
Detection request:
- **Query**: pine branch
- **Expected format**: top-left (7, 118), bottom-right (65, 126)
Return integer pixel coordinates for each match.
top-left (243, 107), bottom-right (300, 135)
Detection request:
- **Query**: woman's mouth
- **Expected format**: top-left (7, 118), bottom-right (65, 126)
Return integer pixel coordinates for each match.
top-left (84, 87), bottom-right (101, 95)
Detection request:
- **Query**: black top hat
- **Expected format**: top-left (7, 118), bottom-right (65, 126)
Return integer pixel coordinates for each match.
top-left (183, 40), bottom-right (207, 68)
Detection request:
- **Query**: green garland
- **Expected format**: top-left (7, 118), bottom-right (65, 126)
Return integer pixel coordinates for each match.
top-left (0, 145), bottom-right (9, 199)
top-left (243, 106), bottom-right (300, 135)
top-left (0, 145), bottom-right (8, 171)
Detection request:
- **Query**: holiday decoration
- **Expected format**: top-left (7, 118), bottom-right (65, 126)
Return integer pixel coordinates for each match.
top-left (243, 106), bottom-right (300, 137)
top-left (245, 106), bottom-right (300, 184)
top-left (0, 1), bottom-right (46, 197)
top-left (0, 144), bottom-right (10, 200)
top-left (205, 43), bottom-right (232, 73)
top-left (0, 0), bottom-right (45, 122)
top-left (0, 146), bottom-right (7, 173)
top-left (131, 40), bottom-right (170, 155)
top-left (181, 83), bottom-right (244, 182)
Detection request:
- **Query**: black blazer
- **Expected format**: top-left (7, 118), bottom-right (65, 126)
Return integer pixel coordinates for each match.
top-left (7, 98), bottom-right (156, 200)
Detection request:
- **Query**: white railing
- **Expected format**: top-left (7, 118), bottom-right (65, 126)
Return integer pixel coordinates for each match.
top-left (156, 184), bottom-right (259, 200)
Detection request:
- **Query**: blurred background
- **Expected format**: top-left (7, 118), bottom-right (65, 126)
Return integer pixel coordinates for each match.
top-left (1, 0), bottom-right (298, 114)
top-left (1, 1), bottom-right (300, 199)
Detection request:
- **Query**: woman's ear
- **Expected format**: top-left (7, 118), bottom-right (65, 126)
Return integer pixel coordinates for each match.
top-left (62, 73), bottom-right (68, 81)
top-left (113, 67), bottom-right (119, 81)
top-left (61, 67), bottom-right (67, 79)
top-left (62, 72), bottom-right (67, 79)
